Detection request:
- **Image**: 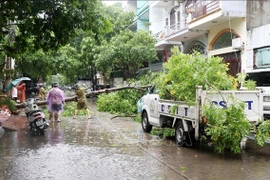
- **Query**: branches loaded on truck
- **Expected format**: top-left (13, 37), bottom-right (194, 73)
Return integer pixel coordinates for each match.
top-left (140, 86), bottom-right (263, 147)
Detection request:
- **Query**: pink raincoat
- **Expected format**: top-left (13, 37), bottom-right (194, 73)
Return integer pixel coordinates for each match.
top-left (46, 87), bottom-right (65, 113)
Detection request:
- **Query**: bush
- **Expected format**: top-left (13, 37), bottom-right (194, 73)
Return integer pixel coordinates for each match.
top-left (96, 89), bottom-right (143, 115)
top-left (0, 96), bottom-right (17, 114)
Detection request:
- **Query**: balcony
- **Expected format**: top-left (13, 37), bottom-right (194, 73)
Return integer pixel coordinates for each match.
top-left (186, 0), bottom-right (246, 30)
top-left (187, 1), bottom-right (220, 21)
top-left (154, 20), bottom-right (188, 40)
top-left (153, 19), bottom-right (206, 50)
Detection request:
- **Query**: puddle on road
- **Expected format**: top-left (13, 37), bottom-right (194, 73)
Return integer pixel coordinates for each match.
top-left (0, 141), bottom-right (184, 180)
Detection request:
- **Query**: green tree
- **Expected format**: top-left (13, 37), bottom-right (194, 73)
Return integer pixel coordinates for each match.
top-left (80, 35), bottom-right (98, 87)
top-left (94, 40), bottom-right (115, 84)
top-left (55, 45), bottom-right (82, 83)
top-left (0, 0), bottom-right (108, 56)
top-left (128, 30), bottom-right (158, 76)
top-left (102, 4), bottom-right (135, 41)
top-left (93, 4), bottom-right (136, 84)
top-left (15, 50), bottom-right (56, 81)
top-left (49, 3), bottom-right (135, 85)
top-left (96, 30), bottom-right (157, 80)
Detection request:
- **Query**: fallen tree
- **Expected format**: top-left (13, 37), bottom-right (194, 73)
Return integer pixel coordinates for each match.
top-left (16, 85), bottom-right (151, 108)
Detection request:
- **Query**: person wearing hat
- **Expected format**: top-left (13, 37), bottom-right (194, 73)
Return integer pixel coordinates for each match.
top-left (46, 82), bottom-right (65, 122)
top-left (38, 84), bottom-right (47, 100)
top-left (73, 83), bottom-right (91, 119)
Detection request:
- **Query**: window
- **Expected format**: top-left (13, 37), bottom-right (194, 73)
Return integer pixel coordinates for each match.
top-left (177, 11), bottom-right (181, 29)
top-left (185, 41), bottom-right (206, 55)
top-left (254, 47), bottom-right (270, 68)
top-left (165, 18), bottom-right (169, 27)
top-left (212, 32), bottom-right (239, 50)
top-left (170, 9), bottom-right (175, 28)
top-left (247, 72), bottom-right (270, 86)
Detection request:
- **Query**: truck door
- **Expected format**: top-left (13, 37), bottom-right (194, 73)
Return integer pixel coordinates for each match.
top-left (145, 86), bottom-right (160, 126)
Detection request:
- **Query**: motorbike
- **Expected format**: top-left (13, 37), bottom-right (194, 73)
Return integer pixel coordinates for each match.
top-left (23, 98), bottom-right (49, 135)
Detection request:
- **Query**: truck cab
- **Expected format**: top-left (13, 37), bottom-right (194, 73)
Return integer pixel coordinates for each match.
top-left (140, 86), bottom-right (160, 130)
top-left (247, 71), bottom-right (270, 119)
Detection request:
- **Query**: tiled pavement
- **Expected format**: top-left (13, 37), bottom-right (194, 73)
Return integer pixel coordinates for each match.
top-left (0, 109), bottom-right (28, 131)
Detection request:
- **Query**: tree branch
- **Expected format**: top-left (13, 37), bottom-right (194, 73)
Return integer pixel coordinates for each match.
top-left (110, 115), bottom-right (137, 120)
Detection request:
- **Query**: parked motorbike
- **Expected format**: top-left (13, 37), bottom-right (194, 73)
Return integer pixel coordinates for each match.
top-left (23, 98), bottom-right (49, 135)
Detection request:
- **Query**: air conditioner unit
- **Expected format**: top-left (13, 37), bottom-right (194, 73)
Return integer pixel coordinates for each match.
top-left (232, 38), bottom-right (243, 50)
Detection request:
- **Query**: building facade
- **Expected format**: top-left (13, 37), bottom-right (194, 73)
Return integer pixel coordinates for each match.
top-left (127, 0), bottom-right (270, 80)
top-left (147, 0), bottom-right (248, 77)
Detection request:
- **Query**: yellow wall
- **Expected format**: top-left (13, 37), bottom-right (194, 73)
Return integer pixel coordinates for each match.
top-left (208, 18), bottom-right (247, 72)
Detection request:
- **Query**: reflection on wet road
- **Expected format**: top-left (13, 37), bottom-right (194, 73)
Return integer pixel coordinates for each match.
top-left (1, 103), bottom-right (270, 180)
top-left (0, 105), bottom-right (186, 180)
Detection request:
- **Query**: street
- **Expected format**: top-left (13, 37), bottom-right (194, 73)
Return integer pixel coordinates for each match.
top-left (1, 101), bottom-right (270, 180)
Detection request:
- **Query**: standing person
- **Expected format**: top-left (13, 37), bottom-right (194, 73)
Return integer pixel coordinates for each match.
top-left (17, 82), bottom-right (26, 103)
top-left (11, 85), bottom-right (18, 102)
top-left (39, 84), bottom-right (47, 100)
top-left (46, 82), bottom-right (65, 122)
top-left (73, 84), bottom-right (91, 119)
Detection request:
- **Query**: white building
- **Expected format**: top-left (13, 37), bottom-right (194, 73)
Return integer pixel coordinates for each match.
top-left (125, 0), bottom-right (270, 117)
top-left (148, 0), bottom-right (247, 77)
top-left (126, 0), bottom-right (270, 81)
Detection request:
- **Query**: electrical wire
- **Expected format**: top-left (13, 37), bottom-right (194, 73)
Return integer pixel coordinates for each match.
top-left (138, 146), bottom-right (191, 180)
top-left (228, 15), bottom-right (241, 76)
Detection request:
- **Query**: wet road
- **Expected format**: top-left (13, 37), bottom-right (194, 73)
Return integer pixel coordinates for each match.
top-left (1, 102), bottom-right (270, 180)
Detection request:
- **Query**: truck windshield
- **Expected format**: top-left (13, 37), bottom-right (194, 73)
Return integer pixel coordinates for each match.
top-left (247, 72), bottom-right (270, 86)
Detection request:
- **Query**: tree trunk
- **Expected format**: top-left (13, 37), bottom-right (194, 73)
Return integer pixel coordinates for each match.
top-left (16, 85), bottom-right (151, 108)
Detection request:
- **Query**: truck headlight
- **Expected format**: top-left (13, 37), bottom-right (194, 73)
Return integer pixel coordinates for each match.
top-left (263, 96), bottom-right (270, 102)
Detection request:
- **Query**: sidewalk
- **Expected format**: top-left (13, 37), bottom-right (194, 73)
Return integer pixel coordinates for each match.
top-left (0, 109), bottom-right (28, 131)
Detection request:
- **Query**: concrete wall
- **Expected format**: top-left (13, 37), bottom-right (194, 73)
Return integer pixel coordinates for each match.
top-left (125, 1), bottom-right (136, 13)
top-left (221, 0), bottom-right (246, 17)
top-left (149, 7), bottom-right (166, 34)
top-left (247, 0), bottom-right (270, 29)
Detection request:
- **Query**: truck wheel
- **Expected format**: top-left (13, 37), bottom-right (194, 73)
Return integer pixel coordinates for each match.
top-left (142, 111), bottom-right (152, 133)
top-left (175, 122), bottom-right (187, 147)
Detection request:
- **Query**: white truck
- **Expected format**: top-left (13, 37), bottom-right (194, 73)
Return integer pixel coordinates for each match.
top-left (140, 86), bottom-right (264, 146)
